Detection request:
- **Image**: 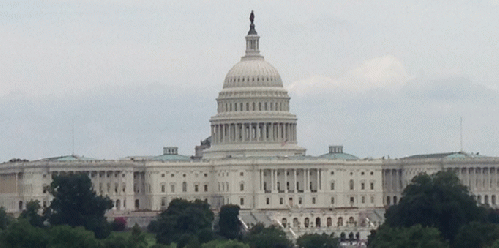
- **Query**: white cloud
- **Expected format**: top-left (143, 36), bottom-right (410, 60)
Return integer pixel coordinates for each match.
top-left (288, 55), bottom-right (409, 96)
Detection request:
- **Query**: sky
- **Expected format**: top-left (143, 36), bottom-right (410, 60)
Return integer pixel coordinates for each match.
top-left (1, 0), bottom-right (498, 162)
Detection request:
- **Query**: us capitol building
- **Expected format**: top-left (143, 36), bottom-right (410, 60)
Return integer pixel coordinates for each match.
top-left (1, 13), bottom-right (498, 240)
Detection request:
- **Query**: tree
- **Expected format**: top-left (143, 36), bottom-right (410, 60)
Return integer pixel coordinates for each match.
top-left (0, 207), bottom-right (12, 230)
top-left (218, 204), bottom-right (242, 240)
top-left (0, 219), bottom-right (48, 248)
top-left (201, 239), bottom-right (250, 248)
top-left (19, 200), bottom-right (44, 228)
top-left (368, 224), bottom-right (449, 248)
top-left (111, 217), bottom-right (127, 232)
top-left (48, 225), bottom-right (100, 248)
top-left (151, 198), bottom-right (214, 247)
top-left (452, 221), bottom-right (499, 248)
top-left (244, 223), bottom-right (292, 248)
top-left (384, 171), bottom-right (484, 242)
top-left (297, 233), bottom-right (339, 248)
top-left (49, 174), bottom-right (113, 238)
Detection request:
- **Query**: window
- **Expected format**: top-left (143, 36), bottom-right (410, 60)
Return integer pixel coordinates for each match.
top-left (327, 217), bottom-right (332, 227)
top-left (195, 184), bottom-right (199, 192)
top-left (330, 182), bottom-right (335, 190)
top-left (182, 182), bottom-right (187, 192)
top-left (161, 197), bottom-right (166, 208)
top-left (135, 199), bottom-right (140, 209)
top-left (161, 184), bottom-right (166, 193)
top-left (370, 195), bottom-right (374, 204)
top-left (349, 179), bottom-right (354, 190)
top-left (370, 182), bottom-right (374, 190)
top-left (312, 197), bottom-right (316, 204)
top-left (331, 171), bottom-right (334, 175)
top-left (204, 173), bottom-right (208, 177)
top-left (204, 184), bottom-right (208, 192)
top-left (370, 171), bottom-right (374, 175)
top-left (240, 198), bottom-right (244, 205)
top-left (338, 217), bottom-right (343, 227)
top-left (240, 172), bottom-right (244, 176)
top-left (282, 218), bottom-right (287, 228)
top-left (266, 198), bottom-right (270, 205)
top-left (350, 197), bottom-right (354, 204)
top-left (171, 184), bottom-right (175, 193)
top-left (183, 174), bottom-right (186, 178)
top-left (171, 174), bottom-right (174, 177)
top-left (331, 197), bottom-right (335, 204)
top-left (240, 183), bottom-right (244, 191)
top-left (361, 171), bottom-right (365, 175)
top-left (299, 197), bottom-right (302, 204)
top-left (161, 174), bottom-right (165, 177)
top-left (305, 218), bottom-right (310, 228)
top-left (280, 198), bottom-right (283, 204)
top-left (361, 182), bottom-right (365, 190)
top-left (362, 196), bottom-right (365, 204)
top-left (226, 182), bottom-right (229, 191)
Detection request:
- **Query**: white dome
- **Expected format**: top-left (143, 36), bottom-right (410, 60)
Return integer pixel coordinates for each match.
top-left (223, 57), bottom-right (283, 88)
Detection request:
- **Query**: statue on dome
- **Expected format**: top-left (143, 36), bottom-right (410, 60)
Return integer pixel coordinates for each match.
top-left (250, 11), bottom-right (254, 24)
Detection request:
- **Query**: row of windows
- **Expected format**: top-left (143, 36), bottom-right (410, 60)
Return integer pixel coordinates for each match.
top-left (281, 216), bottom-right (358, 228)
top-left (160, 182), bottom-right (209, 193)
top-left (218, 100), bottom-right (289, 113)
top-left (332, 171), bottom-right (375, 176)
top-left (160, 173), bottom-right (208, 178)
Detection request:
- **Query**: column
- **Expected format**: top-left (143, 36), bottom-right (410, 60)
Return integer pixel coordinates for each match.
top-left (294, 169), bottom-right (297, 191)
top-left (269, 123), bottom-right (274, 142)
top-left (306, 169), bottom-right (310, 191)
top-left (284, 169), bottom-right (288, 192)
top-left (260, 170), bottom-right (263, 191)
top-left (270, 169), bottom-right (277, 191)
top-left (316, 169), bottom-right (320, 191)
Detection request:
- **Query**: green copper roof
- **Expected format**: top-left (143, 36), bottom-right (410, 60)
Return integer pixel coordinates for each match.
top-left (320, 152), bottom-right (359, 160)
top-left (43, 155), bottom-right (97, 161)
top-left (151, 154), bottom-right (191, 161)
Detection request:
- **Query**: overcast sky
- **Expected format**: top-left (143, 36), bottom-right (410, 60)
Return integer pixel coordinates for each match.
top-left (1, 0), bottom-right (498, 162)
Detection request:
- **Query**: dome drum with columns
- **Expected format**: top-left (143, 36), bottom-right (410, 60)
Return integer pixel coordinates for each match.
top-left (203, 13), bottom-right (306, 159)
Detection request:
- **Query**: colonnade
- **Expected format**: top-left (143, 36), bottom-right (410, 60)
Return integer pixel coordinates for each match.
top-left (259, 168), bottom-right (321, 193)
top-left (211, 122), bottom-right (297, 144)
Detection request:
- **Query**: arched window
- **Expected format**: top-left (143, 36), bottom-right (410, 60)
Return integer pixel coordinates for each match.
top-left (240, 183), bottom-right (244, 191)
top-left (293, 218), bottom-right (299, 227)
top-left (135, 199), bottom-right (140, 209)
top-left (393, 196), bottom-right (398, 204)
top-left (338, 217), bottom-right (343, 227)
top-left (349, 179), bottom-right (354, 190)
top-left (327, 217), bottom-right (332, 227)
top-left (304, 218), bottom-right (310, 228)
top-left (492, 195), bottom-right (496, 205)
top-left (182, 182), bottom-right (187, 192)
top-left (330, 181), bottom-right (335, 190)
top-left (387, 196), bottom-right (391, 205)
top-left (316, 217), bottom-right (321, 227)
top-left (282, 218), bottom-right (287, 228)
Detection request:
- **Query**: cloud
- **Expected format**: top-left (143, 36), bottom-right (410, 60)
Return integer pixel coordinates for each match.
top-left (288, 55), bottom-right (409, 96)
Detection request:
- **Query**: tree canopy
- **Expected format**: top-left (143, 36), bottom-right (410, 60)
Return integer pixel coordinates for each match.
top-left (0, 207), bottom-right (12, 230)
top-left (49, 174), bottom-right (113, 238)
top-left (19, 200), bottom-right (44, 228)
top-left (384, 171), bottom-right (485, 242)
top-left (218, 204), bottom-right (242, 240)
top-left (244, 223), bottom-right (292, 248)
top-left (368, 224), bottom-right (449, 248)
top-left (297, 233), bottom-right (339, 248)
top-left (150, 198), bottom-right (214, 247)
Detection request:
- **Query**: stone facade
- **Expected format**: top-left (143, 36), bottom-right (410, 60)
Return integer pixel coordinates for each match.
top-left (1, 13), bottom-right (498, 241)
